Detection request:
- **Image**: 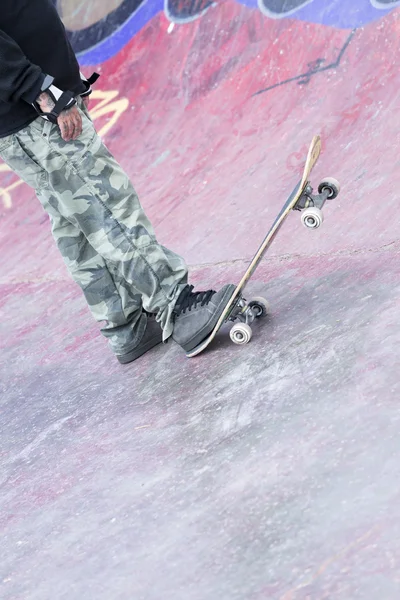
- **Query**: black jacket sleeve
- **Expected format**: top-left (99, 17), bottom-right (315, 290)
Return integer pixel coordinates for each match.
top-left (0, 28), bottom-right (45, 104)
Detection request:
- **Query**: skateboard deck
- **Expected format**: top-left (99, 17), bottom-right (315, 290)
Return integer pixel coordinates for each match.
top-left (186, 135), bottom-right (339, 358)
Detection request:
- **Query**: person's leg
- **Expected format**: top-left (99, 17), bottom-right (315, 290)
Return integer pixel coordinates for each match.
top-left (49, 210), bottom-right (157, 357)
top-left (0, 111), bottom-right (235, 357)
top-left (31, 113), bottom-right (188, 340)
top-left (0, 122), bottom-right (165, 359)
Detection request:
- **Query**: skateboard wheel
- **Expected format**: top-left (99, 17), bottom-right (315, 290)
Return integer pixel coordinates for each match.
top-left (248, 296), bottom-right (269, 318)
top-left (301, 206), bottom-right (324, 229)
top-left (230, 323), bottom-right (253, 345)
top-left (318, 177), bottom-right (340, 199)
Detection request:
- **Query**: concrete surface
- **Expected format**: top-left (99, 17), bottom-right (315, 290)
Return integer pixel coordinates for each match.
top-left (1, 1), bottom-right (400, 598)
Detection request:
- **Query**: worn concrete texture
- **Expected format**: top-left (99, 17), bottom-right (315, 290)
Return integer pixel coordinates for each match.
top-left (1, 1), bottom-right (400, 598)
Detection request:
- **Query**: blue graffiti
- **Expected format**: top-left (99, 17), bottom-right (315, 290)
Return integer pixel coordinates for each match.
top-left (62, 0), bottom-right (398, 65)
top-left (253, 0), bottom-right (396, 28)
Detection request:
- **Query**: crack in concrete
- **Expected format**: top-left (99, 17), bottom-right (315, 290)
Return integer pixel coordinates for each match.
top-left (0, 241), bottom-right (399, 285)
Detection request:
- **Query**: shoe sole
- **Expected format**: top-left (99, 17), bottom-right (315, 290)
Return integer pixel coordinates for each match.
top-left (117, 333), bottom-right (163, 364)
top-left (117, 319), bottom-right (163, 364)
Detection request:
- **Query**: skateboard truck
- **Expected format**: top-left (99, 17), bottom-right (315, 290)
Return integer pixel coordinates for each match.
top-left (225, 295), bottom-right (270, 345)
top-left (294, 177), bottom-right (340, 229)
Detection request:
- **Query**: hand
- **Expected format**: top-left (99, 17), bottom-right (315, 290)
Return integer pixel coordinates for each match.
top-left (82, 95), bottom-right (90, 110)
top-left (36, 92), bottom-right (83, 142)
top-left (57, 105), bottom-right (83, 141)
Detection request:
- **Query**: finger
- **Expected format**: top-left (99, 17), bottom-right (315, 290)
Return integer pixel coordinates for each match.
top-left (60, 119), bottom-right (71, 141)
top-left (72, 114), bottom-right (83, 140)
top-left (69, 118), bottom-right (77, 141)
top-left (69, 118), bottom-right (77, 140)
top-left (77, 114), bottom-right (83, 137)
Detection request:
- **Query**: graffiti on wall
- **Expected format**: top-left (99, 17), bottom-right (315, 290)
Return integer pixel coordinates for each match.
top-left (253, 28), bottom-right (356, 96)
top-left (1, 0), bottom-right (399, 209)
top-left (55, 0), bottom-right (400, 65)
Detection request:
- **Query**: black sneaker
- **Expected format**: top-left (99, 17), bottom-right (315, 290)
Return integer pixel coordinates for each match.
top-left (117, 317), bottom-right (163, 364)
top-left (172, 284), bottom-right (236, 352)
top-left (258, 0), bottom-right (314, 18)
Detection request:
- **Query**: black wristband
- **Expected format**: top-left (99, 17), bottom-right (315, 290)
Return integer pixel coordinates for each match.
top-left (32, 77), bottom-right (76, 123)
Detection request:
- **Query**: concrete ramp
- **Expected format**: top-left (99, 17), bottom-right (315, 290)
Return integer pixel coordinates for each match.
top-left (1, 1), bottom-right (400, 598)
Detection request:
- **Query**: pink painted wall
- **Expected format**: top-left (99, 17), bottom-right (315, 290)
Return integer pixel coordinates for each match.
top-left (1, 1), bottom-right (399, 283)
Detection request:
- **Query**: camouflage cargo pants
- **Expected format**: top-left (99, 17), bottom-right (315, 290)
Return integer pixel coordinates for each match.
top-left (0, 102), bottom-right (188, 355)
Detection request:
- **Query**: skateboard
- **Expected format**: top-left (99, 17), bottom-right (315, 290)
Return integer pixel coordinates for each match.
top-left (186, 135), bottom-right (340, 358)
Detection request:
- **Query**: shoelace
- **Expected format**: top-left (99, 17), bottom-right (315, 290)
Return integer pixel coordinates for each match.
top-left (174, 285), bottom-right (216, 316)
